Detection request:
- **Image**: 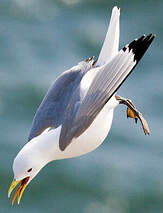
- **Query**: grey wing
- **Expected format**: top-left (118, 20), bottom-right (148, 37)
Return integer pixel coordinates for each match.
top-left (28, 65), bottom-right (86, 141)
top-left (59, 34), bottom-right (155, 150)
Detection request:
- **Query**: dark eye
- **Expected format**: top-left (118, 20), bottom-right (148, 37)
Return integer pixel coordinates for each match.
top-left (27, 168), bottom-right (32, 172)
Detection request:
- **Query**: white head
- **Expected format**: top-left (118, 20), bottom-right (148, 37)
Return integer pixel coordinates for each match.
top-left (13, 142), bottom-right (46, 181)
top-left (8, 127), bottom-right (61, 205)
top-left (8, 136), bottom-right (52, 206)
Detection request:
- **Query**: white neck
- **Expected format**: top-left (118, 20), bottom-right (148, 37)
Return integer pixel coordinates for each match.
top-left (23, 126), bottom-right (62, 164)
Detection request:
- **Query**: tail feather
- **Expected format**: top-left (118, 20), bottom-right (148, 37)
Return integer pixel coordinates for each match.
top-left (97, 6), bottom-right (120, 66)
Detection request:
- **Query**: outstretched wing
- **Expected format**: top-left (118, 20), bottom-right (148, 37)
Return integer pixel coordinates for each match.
top-left (28, 63), bottom-right (91, 141)
top-left (59, 34), bottom-right (155, 151)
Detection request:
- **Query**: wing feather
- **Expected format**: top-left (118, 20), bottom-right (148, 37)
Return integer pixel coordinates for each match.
top-left (59, 34), bottom-right (155, 151)
top-left (28, 62), bottom-right (90, 141)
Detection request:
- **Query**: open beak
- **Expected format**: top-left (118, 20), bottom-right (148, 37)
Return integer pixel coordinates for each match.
top-left (8, 176), bottom-right (30, 206)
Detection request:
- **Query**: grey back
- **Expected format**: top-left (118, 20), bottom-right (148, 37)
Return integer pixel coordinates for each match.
top-left (28, 63), bottom-right (90, 141)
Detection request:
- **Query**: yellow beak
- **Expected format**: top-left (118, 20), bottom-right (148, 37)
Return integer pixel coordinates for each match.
top-left (8, 177), bottom-right (30, 206)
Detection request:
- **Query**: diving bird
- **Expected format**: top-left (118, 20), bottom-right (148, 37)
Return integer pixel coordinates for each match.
top-left (8, 6), bottom-right (155, 205)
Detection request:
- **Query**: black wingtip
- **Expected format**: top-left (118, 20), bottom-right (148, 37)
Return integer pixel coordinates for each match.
top-left (107, 33), bottom-right (155, 108)
top-left (123, 33), bottom-right (155, 64)
top-left (59, 144), bottom-right (66, 151)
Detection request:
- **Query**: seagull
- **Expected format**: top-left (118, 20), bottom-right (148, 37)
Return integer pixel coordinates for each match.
top-left (8, 6), bottom-right (155, 205)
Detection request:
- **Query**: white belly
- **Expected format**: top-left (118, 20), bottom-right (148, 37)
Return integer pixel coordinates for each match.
top-left (55, 96), bottom-right (119, 160)
top-left (29, 96), bottom-right (119, 162)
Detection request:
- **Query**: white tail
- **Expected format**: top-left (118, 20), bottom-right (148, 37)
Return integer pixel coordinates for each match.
top-left (97, 6), bottom-right (120, 66)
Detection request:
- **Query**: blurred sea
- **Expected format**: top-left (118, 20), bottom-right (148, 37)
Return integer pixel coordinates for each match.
top-left (0, 0), bottom-right (163, 212)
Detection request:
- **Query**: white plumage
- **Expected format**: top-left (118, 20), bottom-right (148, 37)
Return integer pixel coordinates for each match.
top-left (8, 6), bottom-right (155, 205)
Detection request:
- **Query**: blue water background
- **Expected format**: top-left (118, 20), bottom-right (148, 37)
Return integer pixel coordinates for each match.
top-left (0, 0), bottom-right (163, 212)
